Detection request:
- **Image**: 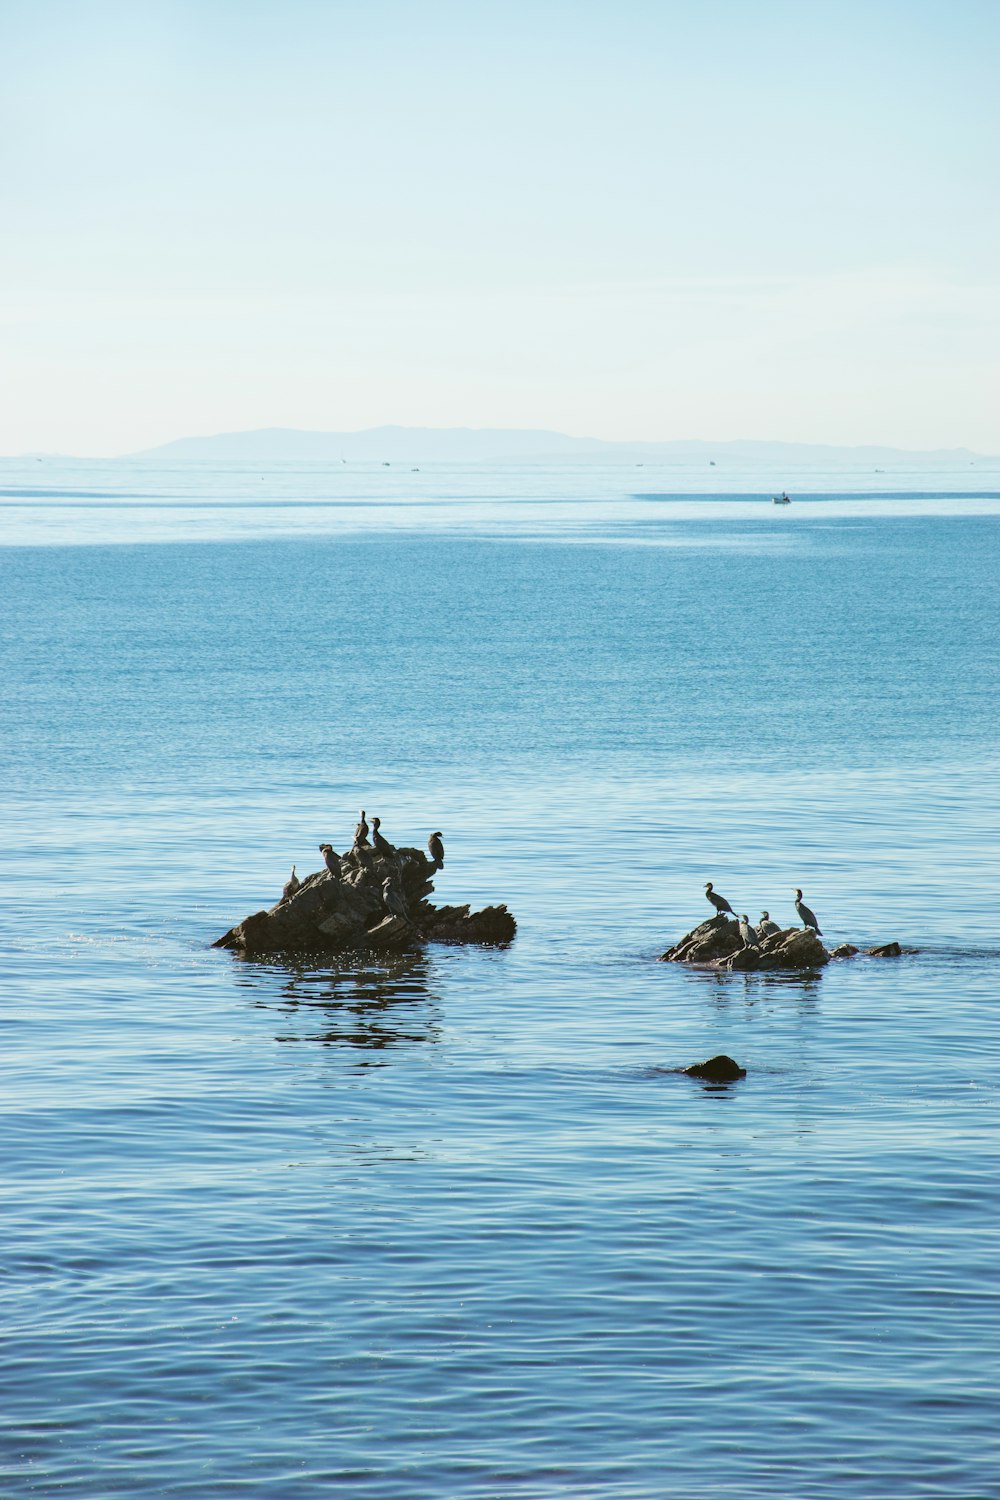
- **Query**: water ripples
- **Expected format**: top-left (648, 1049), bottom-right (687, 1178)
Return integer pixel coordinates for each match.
top-left (3, 482), bottom-right (1000, 1496)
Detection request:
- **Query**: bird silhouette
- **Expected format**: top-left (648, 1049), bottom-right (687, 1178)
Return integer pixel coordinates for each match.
top-left (370, 817), bottom-right (393, 857)
top-left (705, 882), bottom-right (735, 917)
top-left (382, 877), bottom-right (425, 938)
top-left (382, 879), bottom-right (409, 921)
top-left (794, 889), bottom-right (822, 933)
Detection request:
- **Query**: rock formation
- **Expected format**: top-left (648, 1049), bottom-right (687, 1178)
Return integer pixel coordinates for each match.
top-left (683, 1055), bottom-right (746, 1082)
top-left (660, 914), bottom-right (829, 970)
top-left (661, 916), bottom-right (908, 971)
top-left (214, 845), bottom-right (515, 957)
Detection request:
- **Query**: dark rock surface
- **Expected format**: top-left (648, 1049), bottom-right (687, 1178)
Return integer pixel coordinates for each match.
top-left (660, 915), bottom-right (830, 970)
top-left (661, 918), bottom-right (909, 971)
top-left (214, 845), bottom-right (516, 957)
top-left (683, 1055), bottom-right (746, 1082)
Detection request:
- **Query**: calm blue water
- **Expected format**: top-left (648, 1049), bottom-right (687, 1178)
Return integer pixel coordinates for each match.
top-left (2, 458), bottom-right (999, 1498)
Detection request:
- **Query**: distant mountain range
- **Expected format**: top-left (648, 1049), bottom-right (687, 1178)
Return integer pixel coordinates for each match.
top-left (126, 425), bottom-right (993, 467)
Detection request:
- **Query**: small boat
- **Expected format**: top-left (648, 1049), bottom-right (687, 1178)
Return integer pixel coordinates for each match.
top-left (772, 491), bottom-right (791, 504)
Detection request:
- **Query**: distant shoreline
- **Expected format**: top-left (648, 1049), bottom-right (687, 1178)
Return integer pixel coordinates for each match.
top-left (7, 426), bottom-right (997, 467)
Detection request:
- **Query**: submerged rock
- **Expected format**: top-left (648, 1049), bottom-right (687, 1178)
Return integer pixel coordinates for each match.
top-left (214, 846), bottom-right (515, 957)
top-left (660, 915), bottom-right (830, 970)
top-left (867, 941), bottom-right (902, 957)
top-left (683, 1055), bottom-right (746, 1082)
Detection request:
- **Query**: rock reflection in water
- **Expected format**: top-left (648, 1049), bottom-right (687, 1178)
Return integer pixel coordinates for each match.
top-left (233, 950), bottom-right (440, 1054)
top-left (698, 968), bottom-right (825, 1009)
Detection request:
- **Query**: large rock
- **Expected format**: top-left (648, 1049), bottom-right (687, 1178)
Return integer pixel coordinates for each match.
top-left (660, 916), bottom-right (830, 970)
top-left (214, 846), bottom-right (516, 957)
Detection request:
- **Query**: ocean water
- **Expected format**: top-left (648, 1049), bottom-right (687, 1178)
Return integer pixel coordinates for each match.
top-left (2, 457), bottom-right (999, 1498)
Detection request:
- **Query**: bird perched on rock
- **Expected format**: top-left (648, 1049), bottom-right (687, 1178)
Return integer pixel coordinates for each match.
top-left (319, 843), bottom-right (340, 876)
top-left (353, 810), bottom-right (370, 848)
top-left (794, 889), bottom-right (822, 933)
top-left (370, 817), bottom-right (393, 857)
top-left (756, 911), bottom-right (780, 939)
top-left (705, 882), bottom-right (735, 917)
top-left (282, 864), bottom-right (301, 900)
top-left (428, 832), bottom-right (444, 868)
top-left (738, 915), bottom-right (758, 949)
top-left (381, 878), bottom-right (409, 921)
top-left (381, 877), bottom-right (424, 937)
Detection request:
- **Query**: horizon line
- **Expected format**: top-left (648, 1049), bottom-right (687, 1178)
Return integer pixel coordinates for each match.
top-left (5, 424), bottom-right (998, 463)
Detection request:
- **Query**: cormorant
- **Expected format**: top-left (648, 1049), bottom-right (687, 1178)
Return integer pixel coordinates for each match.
top-left (738, 915), bottom-right (758, 949)
top-left (794, 889), bottom-right (822, 933)
top-left (381, 878), bottom-right (409, 922)
top-left (428, 831), bottom-right (444, 868)
top-left (371, 817), bottom-right (393, 856)
top-left (282, 864), bottom-right (301, 900)
top-left (353, 810), bottom-right (370, 848)
top-left (319, 843), bottom-right (340, 876)
top-left (756, 911), bottom-right (780, 939)
top-left (705, 882), bottom-right (735, 917)
top-left (381, 877), bottom-right (425, 939)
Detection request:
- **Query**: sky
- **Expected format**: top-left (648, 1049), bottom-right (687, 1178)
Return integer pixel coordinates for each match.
top-left (1, 0), bottom-right (997, 455)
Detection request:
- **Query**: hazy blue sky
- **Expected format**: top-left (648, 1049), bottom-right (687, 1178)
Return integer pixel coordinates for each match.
top-left (1, 0), bottom-right (997, 454)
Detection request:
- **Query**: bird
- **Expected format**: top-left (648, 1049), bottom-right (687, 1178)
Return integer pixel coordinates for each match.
top-left (756, 911), bottom-right (780, 939)
top-left (282, 864), bottom-right (301, 900)
top-left (794, 889), bottom-right (822, 933)
top-left (381, 877), bottom-right (425, 938)
top-left (705, 882), bottom-right (735, 918)
top-left (428, 832), bottom-right (444, 868)
top-left (370, 817), bottom-right (393, 857)
top-left (353, 810), bottom-right (370, 848)
top-left (381, 878), bottom-right (409, 922)
top-left (319, 843), bottom-right (341, 876)
top-left (738, 915), bottom-right (758, 949)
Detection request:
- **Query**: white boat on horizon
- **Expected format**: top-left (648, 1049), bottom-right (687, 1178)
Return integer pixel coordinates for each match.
top-left (772, 491), bottom-right (791, 504)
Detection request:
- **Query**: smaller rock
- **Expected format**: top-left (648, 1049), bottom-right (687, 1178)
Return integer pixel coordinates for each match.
top-left (867, 941), bottom-right (902, 957)
top-left (831, 943), bottom-right (859, 958)
top-left (662, 918), bottom-right (829, 970)
top-left (683, 1055), bottom-right (746, 1083)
